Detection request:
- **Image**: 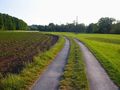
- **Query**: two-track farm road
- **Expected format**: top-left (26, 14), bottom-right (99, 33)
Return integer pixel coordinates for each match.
top-left (75, 39), bottom-right (118, 90)
top-left (31, 38), bottom-right (70, 90)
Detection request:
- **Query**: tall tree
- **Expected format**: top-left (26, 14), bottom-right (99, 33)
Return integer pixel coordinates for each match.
top-left (0, 13), bottom-right (3, 30)
top-left (98, 17), bottom-right (115, 33)
top-left (111, 22), bottom-right (120, 34)
top-left (86, 23), bottom-right (98, 33)
top-left (0, 13), bottom-right (28, 30)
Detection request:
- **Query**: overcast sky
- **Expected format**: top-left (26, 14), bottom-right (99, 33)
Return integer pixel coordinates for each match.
top-left (0, 0), bottom-right (120, 25)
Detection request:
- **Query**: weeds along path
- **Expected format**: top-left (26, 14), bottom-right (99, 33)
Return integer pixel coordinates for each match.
top-left (31, 37), bottom-right (70, 90)
top-left (74, 39), bottom-right (118, 90)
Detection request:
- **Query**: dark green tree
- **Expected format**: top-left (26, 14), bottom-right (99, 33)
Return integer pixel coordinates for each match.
top-left (86, 23), bottom-right (98, 33)
top-left (48, 23), bottom-right (55, 31)
top-left (111, 22), bottom-right (120, 34)
top-left (0, 13), bottom-right (3, 30)
top-left (98, 17), bottom-right (115, 33)
top-left (0, 13), bottom-right (28, 30)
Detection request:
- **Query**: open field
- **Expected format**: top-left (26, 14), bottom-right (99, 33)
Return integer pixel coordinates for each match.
top-left (75, 38), bottom-right (118, 90)
top-left (0, 32), bottom-right (58, 75)
top-left (0, 1), bottom-right (120, 89)
top-left (0, 32), bottom-right (67, 90)
top-left (0, 31), bottom-right (120, 90)
top-left (76, 34), bottom-right (120, 87)
top-left (49, 32), bottom-right (120, 87)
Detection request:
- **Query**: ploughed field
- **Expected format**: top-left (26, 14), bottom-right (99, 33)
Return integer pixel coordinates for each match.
top-left (0, 32), bottom-right (58, 75)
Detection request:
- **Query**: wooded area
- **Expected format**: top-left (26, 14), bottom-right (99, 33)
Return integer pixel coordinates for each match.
top-left (0, 13), bottom-right (120, 34)
top-left (0, 13), bottom-right (28, 30)
top-left (30, 17), bottom-right (120, 34)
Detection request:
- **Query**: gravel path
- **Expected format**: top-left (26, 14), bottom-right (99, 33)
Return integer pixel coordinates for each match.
top-left (31, 38), bottom-right (70, 90)
top-left (74, 39), bottom-right (118, 90)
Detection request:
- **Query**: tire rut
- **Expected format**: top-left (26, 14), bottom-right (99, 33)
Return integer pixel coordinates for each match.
top-left (74, 39), bottom-right (118, 90)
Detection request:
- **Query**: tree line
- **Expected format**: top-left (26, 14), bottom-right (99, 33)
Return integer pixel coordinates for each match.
top-left (0, 13), bottom-right (28, 30)
top-left (30, 17), bottom-right (120, 34)
top-left (0, 13), bottom-right (120, 34)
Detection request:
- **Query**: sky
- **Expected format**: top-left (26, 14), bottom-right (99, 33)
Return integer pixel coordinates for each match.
top-left (0, 0), bottom-right (120, 25)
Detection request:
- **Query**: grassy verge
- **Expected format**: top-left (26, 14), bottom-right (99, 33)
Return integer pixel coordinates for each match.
top-left (59, 38), bottom-right (89, 90)
top-left (42, 32), bottom-right (120, 87)
top-left (0, 36), bottom-right (65, 90)
top-left (78, 38), bottom-right (120, 87)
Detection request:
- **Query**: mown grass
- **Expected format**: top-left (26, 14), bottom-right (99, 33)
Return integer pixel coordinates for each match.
top-left (48, 32), bottom-right (120, 87)
top-left (61, 33), bottom-right (120, 86)
top-left (59, 38), bottom-right (89, 90)
top-left (85, 37), bottom-right (120, 44)
top-left (76, 34), bottom-right (120, 87)
top-left (0, 36), bottom-right (65, 90)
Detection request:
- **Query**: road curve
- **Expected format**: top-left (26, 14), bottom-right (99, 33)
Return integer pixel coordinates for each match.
top-left (74, 39), bottom-right (118, 90)
top-left (31, 38), bottom-right (70, 90)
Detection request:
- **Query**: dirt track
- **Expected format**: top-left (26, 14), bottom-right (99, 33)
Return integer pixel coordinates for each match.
top-left (31, 38), bottom-right (70, 90)
top-left (75, 39), bottom-right (118, 90)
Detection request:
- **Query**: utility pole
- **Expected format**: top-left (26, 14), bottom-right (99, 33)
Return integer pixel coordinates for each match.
top-left (76, 16), bottom-right (78, 25)
top-left (74, 16), bottom-right (79, 34)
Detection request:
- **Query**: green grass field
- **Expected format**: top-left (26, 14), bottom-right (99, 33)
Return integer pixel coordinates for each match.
top-left (76, 34), bottom-right (120, 86)
top-left (50, 32), bottom-right (120, 87)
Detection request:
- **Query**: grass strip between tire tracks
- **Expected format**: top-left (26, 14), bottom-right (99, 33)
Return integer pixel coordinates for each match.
top-left (59, 38), bottom-right (89, 90)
